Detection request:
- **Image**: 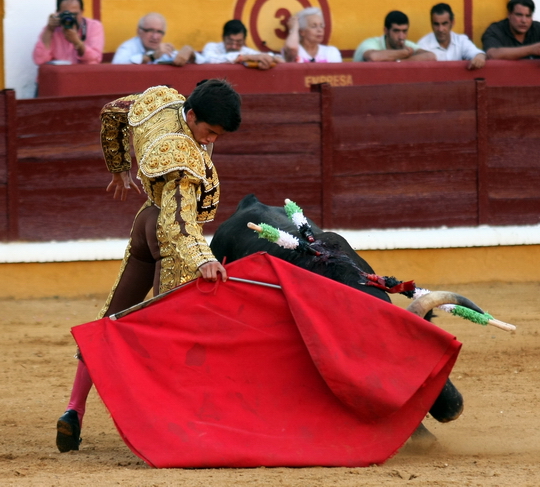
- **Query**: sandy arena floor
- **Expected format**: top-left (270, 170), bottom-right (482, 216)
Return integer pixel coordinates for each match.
top-left (0, 280), bottom-right (538, 486)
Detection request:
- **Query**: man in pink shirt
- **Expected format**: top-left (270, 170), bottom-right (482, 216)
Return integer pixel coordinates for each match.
top-left (33, 0), bottom-right (104, 65)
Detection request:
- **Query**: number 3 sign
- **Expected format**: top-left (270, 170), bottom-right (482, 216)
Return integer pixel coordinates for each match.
top-left (233, 0), bottom-right (332, 53)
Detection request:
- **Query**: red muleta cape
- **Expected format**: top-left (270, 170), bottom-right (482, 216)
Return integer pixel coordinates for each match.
top-left (72, 252), bottom-right (461, 468)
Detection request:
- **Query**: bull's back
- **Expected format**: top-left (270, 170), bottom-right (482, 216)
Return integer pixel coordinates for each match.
top-left (211, 194), bottom-right (301, 262)
top-left (211, 195), bottom-right (389, 302)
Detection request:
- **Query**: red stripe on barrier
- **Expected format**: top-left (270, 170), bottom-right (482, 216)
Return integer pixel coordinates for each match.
top-left (464, 0), bottom-right (473, 39)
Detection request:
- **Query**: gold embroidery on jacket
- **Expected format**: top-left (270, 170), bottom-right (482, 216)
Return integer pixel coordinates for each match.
top-left (156, 172), bottom-right (216, 292)
top-left (100, 95), bottom-right (138, 173)
top-left (128, 86), bottom-right (185, 126)
top-left (99, 86), bottom-right (220, 295)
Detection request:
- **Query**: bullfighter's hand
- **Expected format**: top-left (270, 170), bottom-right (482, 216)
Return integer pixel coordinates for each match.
top-left (106, 171), bottom-right (141, 201)
top-left (199, 261), bottom-right (228, 282)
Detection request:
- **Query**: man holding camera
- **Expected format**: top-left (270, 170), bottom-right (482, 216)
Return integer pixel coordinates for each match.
top-left (33, 0), bottom-right (104, 65)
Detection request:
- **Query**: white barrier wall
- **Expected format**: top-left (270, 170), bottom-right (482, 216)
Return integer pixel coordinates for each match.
top-left (2, 224), bottom-right (540, 263)
top-left (4, 0), bottom-right (55, 98)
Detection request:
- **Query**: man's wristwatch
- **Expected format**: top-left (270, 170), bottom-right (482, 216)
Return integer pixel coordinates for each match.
top-left (145, 50), bottom-right (155, 62)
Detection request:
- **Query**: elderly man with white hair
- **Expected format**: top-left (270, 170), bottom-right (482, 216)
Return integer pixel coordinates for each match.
top-left (283, 7), bottom-right (342, 63)
top-left (112, 12), bottom-right (202, 66)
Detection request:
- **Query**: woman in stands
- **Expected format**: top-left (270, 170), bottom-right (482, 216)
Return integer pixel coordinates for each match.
top-left (283, 7), bottom-right (342, 63)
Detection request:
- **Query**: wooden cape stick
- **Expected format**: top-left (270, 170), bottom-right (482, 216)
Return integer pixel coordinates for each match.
top-left (109, 276), bottom-right (281, 320)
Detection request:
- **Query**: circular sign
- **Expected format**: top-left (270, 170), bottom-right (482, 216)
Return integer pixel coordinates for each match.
top-left (233, 0), bottom-right (332, 53)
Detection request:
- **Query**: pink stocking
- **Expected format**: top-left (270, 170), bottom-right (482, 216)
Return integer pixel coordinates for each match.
top-left (66, 360), bottom-right (93, 426)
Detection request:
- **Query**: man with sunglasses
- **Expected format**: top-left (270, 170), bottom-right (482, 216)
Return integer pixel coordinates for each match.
top-left (113, 12), bottom-right (202, 66)
top-left (201, 19), bottom-right (279, 69)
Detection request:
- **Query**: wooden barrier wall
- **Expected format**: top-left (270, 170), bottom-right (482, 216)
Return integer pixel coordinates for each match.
top-left (15, 94), bottom-right (145, 241)
top-left (36, 60), bottom-right (540, 98)
top-left (0, 93), bottom-right (8, 237)
top-left (214, 92), bottom-right (323, 225)
top-left (321, 81), bottom-right (479, 229)
top-left (485, 87), bottom-right (540, 226)
top-left (0, 90), bottom-right (17, 240)
top-left (1, 81), bottom-right (539, 242)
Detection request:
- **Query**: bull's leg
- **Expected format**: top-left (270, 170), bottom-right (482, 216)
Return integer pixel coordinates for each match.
top-left (429, 378), bottom-right (464, 423)
top-left (410, 422), bottom-right (437, 448)
top-left (409, 378), bottom-right (463, 448)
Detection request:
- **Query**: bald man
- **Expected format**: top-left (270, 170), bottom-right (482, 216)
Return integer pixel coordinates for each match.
top-left (112, 12), bottom-right (202, 66)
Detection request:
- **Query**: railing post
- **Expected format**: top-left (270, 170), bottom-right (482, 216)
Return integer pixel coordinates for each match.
top-left (310, 82), bottom-right (334, 229)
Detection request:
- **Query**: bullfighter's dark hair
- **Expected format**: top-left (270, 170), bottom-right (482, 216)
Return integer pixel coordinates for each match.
top-left (431, 3), bottom-right (455, 21)
top-left (57, 0), bottom-right (84, 11)
top-left (183, 79), bottom-right (242, 133)
top-left (385, 11), bottom-right (409, 29)
top-left (223, 20), bottom-right (248, 38)
top-left (507, 0), bottom-right (535, 13)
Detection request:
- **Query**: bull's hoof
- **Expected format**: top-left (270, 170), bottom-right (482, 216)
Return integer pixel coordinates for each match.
top-left (409, 422), bottom-right (438, 450)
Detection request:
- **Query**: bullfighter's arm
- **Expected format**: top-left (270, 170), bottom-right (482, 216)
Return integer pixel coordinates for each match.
top-left (100, 95), bottom-right (141, 200)
top-left (158, 170), bottom-right (226, 288)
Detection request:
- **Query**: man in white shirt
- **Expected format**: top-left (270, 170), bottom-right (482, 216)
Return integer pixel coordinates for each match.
top-left (113, 12), bottom-right (203, 66)
top-left (354, 10), bottom-right (435, 62)
top-left (418, 3), bottom-right (486, 70)
top-left (201, 19), bottom-right (279, 69)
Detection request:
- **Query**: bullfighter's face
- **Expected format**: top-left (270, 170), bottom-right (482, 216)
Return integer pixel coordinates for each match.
top-left (185, 109), bottom-right (225, 146)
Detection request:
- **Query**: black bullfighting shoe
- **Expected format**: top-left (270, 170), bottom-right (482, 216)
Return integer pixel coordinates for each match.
top-left (56, 410), bottom-right (81, 452)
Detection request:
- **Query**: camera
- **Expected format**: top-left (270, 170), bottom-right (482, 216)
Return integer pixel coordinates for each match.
top-left (58, 11), bottom-right (78, 29)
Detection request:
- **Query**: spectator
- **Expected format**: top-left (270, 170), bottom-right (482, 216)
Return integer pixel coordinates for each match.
top-left (112, 13), bottom-right (202, 66)
top-left (418, 3), bottom-right (486, 69)
top-left (282, 7), bottom-right (342, 63)
top-left (201, 20), bottom-right (279, 69)
top-left (353, 11), bottom-right (436, 62)
top-left (32, 0), bottom-right (104, 65)
top-left (482, 0), bottom-right (540, 59)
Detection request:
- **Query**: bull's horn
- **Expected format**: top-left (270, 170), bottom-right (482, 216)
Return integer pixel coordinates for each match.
top-left (486, 317), bottom-right (516, 332)
top-left (407, 291), bottom-right (484, 317)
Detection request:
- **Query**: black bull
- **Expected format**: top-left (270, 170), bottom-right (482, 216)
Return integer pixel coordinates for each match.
top-left (210, 194), bottom-right (463, 440)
